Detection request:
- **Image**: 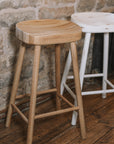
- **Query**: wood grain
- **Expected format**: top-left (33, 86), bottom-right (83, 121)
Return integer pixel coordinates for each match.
top-left (16, 19), bottom-right (82, 45)
top-left (71, 12), bottom-right (114, 33)
top-left (1, 81), bottom-right (114, 144)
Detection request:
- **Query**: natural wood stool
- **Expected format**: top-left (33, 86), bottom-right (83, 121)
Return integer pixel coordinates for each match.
top-left (6, 19), bottom-right (86, 144)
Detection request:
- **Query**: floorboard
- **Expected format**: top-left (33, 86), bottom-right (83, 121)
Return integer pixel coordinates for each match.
top-left (0, 80), bottom-right (114, 144)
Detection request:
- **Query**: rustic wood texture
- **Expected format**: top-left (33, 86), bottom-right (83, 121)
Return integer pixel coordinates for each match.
top-left (16, 19), bottom-right (82, 45)
top-left (1, 80), bottom-right (114, 144)
top-left (71, 12), bottom-right (114, 33)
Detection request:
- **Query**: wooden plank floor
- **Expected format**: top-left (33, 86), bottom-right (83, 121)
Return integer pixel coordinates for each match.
top-left (0, 80), bottom-right (114, 144)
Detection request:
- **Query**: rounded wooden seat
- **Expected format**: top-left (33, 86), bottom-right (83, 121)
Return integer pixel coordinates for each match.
top-left (71, 12), bottom-right (114, 33)
top-left (16, 19), bottom-right (82, 45)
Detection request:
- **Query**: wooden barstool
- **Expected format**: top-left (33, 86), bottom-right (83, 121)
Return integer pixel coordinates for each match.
top-left (6, 19), bottom-right (86, 144)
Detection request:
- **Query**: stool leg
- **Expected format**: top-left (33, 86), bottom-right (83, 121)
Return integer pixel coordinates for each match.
top-left (71, 100), bottom-right (78, 125)
top-left (6, 44), bottom-right (25, 127)
top-left (27, 46), bottom-right (41, 144)
top-left (61, 49), bottom-right (72, 95)
top-left (55, 44), bottom-right (61, 110)
top-left (102, 33), bottom-right (109, 99)
top-left (71, 42), bottom-right (86, 139)
top-left (80, 32), bottom-right (91, 88)
top-left (71, 33), bottom-right (91, 126)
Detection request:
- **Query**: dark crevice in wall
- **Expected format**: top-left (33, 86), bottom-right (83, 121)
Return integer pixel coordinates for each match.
top-left (92, 33), bottom-right (114, 74)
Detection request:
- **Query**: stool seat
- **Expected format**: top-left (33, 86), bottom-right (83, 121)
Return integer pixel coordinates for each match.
top-left (16, 19), bottom-right (82, 45)
top-left (71, 12), bottom-right (114, 33)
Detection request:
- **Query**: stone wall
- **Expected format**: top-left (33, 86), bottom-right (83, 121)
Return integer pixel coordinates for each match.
top-left (0, 0), bottom-right (114, 116)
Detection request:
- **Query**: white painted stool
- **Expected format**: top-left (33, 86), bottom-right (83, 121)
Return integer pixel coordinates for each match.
top-left (61, 12), bottom-right (114, 125)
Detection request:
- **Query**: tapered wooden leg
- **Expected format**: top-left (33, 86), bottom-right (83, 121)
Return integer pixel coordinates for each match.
top-left (55, 44), bottom-right (61, 110)
top-left (6, 44), bottom-right (25, 127)
top-left (27, 46), bottom-right (41, 144)
top-left (70, 42), bottom-right (86, 139)
top-left (71, 33), bottom-right (91, 126)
